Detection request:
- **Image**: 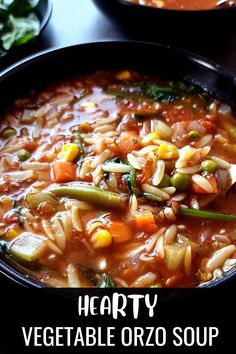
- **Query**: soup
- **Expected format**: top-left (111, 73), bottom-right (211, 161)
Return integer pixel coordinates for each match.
top-left (0, 70), bottom-right (236, 288)
top-left (129, 0), bottom-right (235, 10)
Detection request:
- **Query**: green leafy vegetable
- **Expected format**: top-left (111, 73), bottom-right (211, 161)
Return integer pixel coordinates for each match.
top-left (105, 157), bottom-right (128, 165)
top-left (124, 168), bottom-right (139, 196)
top-left (0, 0), bottom-right (40, 52)
top-left (180, 207), bottom-right (236, 221)
top-left (96, 273), bottom-right (116, 288)
top-left (142, 83), bottom-right (180, 103)
top-left (7, 0), bottom-right (39, 16)
top-left (105, 80), bottom-right (198, 104)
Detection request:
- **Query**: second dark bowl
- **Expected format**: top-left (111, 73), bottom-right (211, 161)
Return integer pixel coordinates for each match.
top-left (92, 0), bottom-right (236, 40)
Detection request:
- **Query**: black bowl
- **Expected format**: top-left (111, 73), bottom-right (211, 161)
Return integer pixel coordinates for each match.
top-left (92, 0), bottom-right (236, 40)
top-left (0, 41), bottom-right (236, 288)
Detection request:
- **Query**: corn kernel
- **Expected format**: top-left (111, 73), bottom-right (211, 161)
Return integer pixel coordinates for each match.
top-left (142, 132), bottom-right (161, 145)
top-left (6, 229), bottom-right (19, 240)
top-left (80, 101), bottom-right (97, 110)
top-left (88, 221), bottom-right (103, 234)
top-left (115, 70), bottom-right (132, 81)
top-left (0, 196), bottom-right (13, 209)
top-left (157, 143), bottom-right (178, 159)
top-left (197, 271), bottom-right (213, 282)
top-left (58, 143), bottom-right (79, 162)
top-left (91, 229), bottom-right (112, 249)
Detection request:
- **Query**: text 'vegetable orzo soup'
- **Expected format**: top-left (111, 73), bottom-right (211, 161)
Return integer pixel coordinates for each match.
top-left (0, 70), bottom-right (236, 288)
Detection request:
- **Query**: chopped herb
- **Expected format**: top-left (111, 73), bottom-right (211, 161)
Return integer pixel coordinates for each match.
top-left (125, 168), bottom-right (139, 195)
top-left (104, 157), bottom-right (128, 165)
top-left (96, 273), bottom-right (116, 288)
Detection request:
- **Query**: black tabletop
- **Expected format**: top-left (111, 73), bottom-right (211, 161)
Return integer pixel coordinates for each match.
top-left (0, 0), bottom-right (236, 287)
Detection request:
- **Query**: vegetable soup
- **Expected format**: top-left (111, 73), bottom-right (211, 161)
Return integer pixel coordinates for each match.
top-left (0, 70), bottom-right (236, 288)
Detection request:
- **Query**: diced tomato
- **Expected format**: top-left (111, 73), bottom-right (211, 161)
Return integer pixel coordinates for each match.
top-left (52, 161), bottom-right (76, 183)
top-left (23, 140), bottom-right (38, 152)
top-left (138, 159), bottom-right (154, 184)
top-left (192, 176), bottom-right (218, 194)
top-left (199, 119), bottom-right (216, 133)
top-left (117, 131), bottom-right (141, 156)
top-left (192, 183), bottom-right (207, 194)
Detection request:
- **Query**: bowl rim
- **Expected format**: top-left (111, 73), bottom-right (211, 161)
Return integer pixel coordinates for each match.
top-left (39, 0), bottom-right (53, 32)
top-left (0, 40), bottom-right (236, 289)
top-left (102, 0), bottom-right (236, 13)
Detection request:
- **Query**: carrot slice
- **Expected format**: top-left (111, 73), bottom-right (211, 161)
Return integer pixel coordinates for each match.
top-left (107, 221), bottom-right (132, 243)
top-left (52, 161), bottom-right (76, 183)
top-left (131, 210), bottom-right (157, 233)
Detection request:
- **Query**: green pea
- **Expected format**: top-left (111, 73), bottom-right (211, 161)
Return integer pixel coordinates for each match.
top-left (188, 130), bottom-right (200, 140)
top-left (171, 172), bottom-right (190, 192)
top-left (0, 127), bottom-right (17, 139)
top-left (158, 174), bottom-right (171, 188)
top-left (17, 149), bottom-right (31, 161)
top-left (229, 127), bottom-right (236, 141)
top-left (201, 160), bottom-right (217, 174)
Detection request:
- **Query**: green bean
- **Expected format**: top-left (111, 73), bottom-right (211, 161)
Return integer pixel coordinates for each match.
top-left (50, 183), bottom-right (127, 209)
top-left (143, 193), bottom-right (163, 202)
top-left (180, 207), bottom-right (236, 221)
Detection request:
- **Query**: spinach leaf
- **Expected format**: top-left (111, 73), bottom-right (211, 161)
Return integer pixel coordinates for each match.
top-left (105, 80), bottom-right (200, 104)
top-left (96, 273), bottom-right (116, 288)
top-left (7, 0), bottom-right (40, 16)
top-left (142, 83), bottom-right (180, 103)
top-left (0, 4), bottom-right (8, 20)
top-left (1, 13), bottom-right (39, 50)
top-left (0, 0), bottom-right (40, 52)
top-left (125, 168), bottom-right (139, 196)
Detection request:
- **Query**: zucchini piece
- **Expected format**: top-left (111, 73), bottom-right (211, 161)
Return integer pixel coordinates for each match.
top-left (9, 232), bottom-right (47, 262)
top-left (26, 191), bottom-right (57, 210)
top-left (164, 244), bottom-right (186, 272)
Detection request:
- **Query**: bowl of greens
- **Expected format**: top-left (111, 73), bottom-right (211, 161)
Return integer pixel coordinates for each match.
top-left (0, 0), bottom-right (52, 56)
